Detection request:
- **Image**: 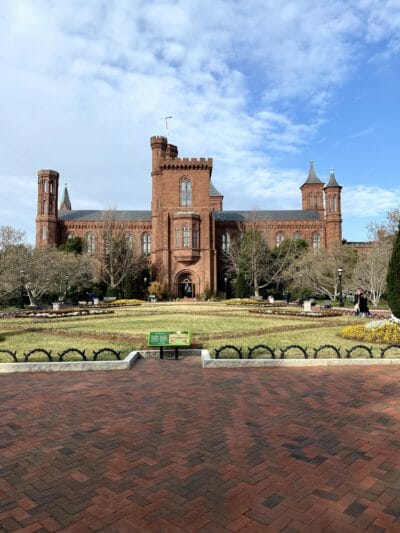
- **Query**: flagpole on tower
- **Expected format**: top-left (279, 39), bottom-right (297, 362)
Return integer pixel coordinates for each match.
top-left (165, 116), bottom-right (172, 135)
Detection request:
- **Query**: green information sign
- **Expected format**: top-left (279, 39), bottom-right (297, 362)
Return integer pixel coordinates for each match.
top-left (148, 331), bottom-right (191, 347)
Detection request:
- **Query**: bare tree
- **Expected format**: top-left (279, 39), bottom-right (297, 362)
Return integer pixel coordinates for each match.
top-left (96, 210), bottom-right (147, 295)
top-left (284, 246), bottom-right (357, 300)
top-left (226, 222), bottom-right (307, 298)
top-left (367, 208), bottom-right (400, 240)
top-left (351, 242), bottom-right (392, 306)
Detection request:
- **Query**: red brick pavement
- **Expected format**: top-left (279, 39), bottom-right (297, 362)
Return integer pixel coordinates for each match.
top-left (1, 358), bottom-right (400, 532)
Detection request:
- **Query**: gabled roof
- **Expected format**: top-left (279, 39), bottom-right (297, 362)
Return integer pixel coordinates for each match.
top-left (213, 210), bottom-right (321, 222)
top-left (324, 169), bottom-right (342, 189)
top-left (301, 161), bottom-right (324, 187)
top-left (58, 210), bottom-right (152, 222)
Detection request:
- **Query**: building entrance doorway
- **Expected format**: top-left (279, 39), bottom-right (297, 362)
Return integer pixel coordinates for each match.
top-left (178, 276), bottom-right (195, 298)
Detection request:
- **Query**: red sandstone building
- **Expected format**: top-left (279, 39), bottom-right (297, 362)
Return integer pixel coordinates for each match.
top-left (35, 135), bottom-right (343, 297)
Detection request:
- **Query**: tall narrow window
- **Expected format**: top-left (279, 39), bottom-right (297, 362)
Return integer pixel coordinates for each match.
top-left (180, 178), bottom-right (192, 206)
top-left (125, 234), bottom-right (134, 249)
top-left (85, 233), bottom-right (96, 255)
top-left (192, 225), bottom-right (199, 249)
top-left (275, 232), bottom-right (285, 247)
top-left (44, 180), bottom-right (48, 193)
top-left (312, 232), bottom-right (321, 250)
top-left (41, 225), bottom-right (47, 241)
top-left (293, 232), bottom-right (302, 240)
top-left (42, 200), bottom-right (47, 215)
top-left (50, 181), bottom-right (54, 193)
top-left (175, 227), bottom-right (181, 247)
top-left (183, 226), bottom-right (190, 248)
top-left (142, 233), bottom-right (151, 256)
top-left (222, 232), bottom-right (231, 253)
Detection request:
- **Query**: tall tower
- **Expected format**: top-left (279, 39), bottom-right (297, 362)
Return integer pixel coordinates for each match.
top-left (324, 169), bottom-right (342, 247)
top-left (35, 169), bottom-right (59, 247)
top-left (300, 162), bottom-right (325, 213)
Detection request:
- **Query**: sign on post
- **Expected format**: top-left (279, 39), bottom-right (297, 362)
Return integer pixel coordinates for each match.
top-left (147, 331), bottom-right (191, 347)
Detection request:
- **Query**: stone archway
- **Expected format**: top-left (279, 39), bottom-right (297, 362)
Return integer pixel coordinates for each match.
top-left (175, 271), bottom-right (199, 298)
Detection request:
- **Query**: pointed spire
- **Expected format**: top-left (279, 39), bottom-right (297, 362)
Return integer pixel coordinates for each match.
top-left (302, 161), bottom-right (324, 185)
top-left (324, 168), bottom-right (342, 189)
top-left (60, 183), bottom-right (71, 211)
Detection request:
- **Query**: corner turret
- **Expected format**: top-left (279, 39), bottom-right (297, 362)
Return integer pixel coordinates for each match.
top-left (300, 161), bottom-right (324, 212)
top-left (324, 168), bottom-right (342, 247)
top-left (35, 169), bottom-right (59, 247)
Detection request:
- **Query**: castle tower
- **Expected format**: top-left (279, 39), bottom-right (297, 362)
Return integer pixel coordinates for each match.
top-left (35, 169), bottom-right (59, 248)
top-left (300, 162), bottom-right (325, 213)
top-left (324, 168), bottom-right (342, 247)
top-left (149, 135), bottom-right (216, 296)
top-left (60, 184), bottom-right (71, 211)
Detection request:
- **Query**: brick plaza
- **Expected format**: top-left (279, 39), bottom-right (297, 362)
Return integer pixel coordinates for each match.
top-left (1, 359), bottom-right (400, 532)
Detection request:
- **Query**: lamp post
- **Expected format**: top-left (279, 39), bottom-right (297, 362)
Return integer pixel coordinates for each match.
top-left (337, 268), bottom-right (344, 307)
top-left (143, 276), bottom-right (148, 299)
top-left (19, 270), bottom-right (25, 309)
top-left (224, 275), bottom-right (228, 300)
top-left (299, 273), bottom-right (303, 305)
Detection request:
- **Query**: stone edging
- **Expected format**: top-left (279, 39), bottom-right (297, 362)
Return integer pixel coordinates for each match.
top-left (201, 351), bottom-right (400, 368)
top-left (0, 351), bottom-right (140, 373)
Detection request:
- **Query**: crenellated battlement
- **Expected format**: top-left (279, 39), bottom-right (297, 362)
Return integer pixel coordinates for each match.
top-left (38, 169), bottom-right (59, 178)
top-left (160, 157), bottom-right (213, 170)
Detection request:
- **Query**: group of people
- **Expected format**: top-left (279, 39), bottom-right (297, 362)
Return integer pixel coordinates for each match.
top-left (354, 289), bottom-right (371, 317)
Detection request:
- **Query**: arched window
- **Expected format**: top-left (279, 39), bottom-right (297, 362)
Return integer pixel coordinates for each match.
top-left (85, 233), bottom-right (96, 255)
top-left (142, 233), bottom-right (151, 256)
top-left (192, 225), bottom-right (199, 249)
top-left (312, 232), bottom-right (321, 250)
top-left (183, 226), bottom-right (191, 248)
top-left (41, 225), bottom-right (47, 241)
top-left (275, 232), bottom-right (285, 247)
top-left (42, 200), bottom-right (47, 215)
top-left (44, 180), bottom-right (48, 193)
top-left (308, 192), bottom-right (313, 209)
top-left (67, 232), bottom-right (75, 240)
top-left (50, 181), bottom-right (54, 194)
top-left (293, 232), bottom-right (302, 240)
top-left (222, 232), bottom-right (231, 253)
top-left (180, 177), bottom-right (192, 207)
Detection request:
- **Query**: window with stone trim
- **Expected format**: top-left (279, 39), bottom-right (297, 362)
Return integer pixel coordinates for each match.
top-left (275, 232), bottom-right (285, 247)
top-left (180, 177), bottom-right (192, 207)
top-left (85, 233), bottom-right (97, 255)
top-left (312, 232), bottom-right (321, 250)
top-left (293, 232), bottom-right (303, 240)
top-left (183, 226), bottom-right (191, 248)
top-left (41, 225), bottom-right (47, 241)
top-left (192, 224), bottom-right (199, 249)
top-left (142, 233), bottom-right (151, 256)
top-left (222, 232), bottom-right (231, 253)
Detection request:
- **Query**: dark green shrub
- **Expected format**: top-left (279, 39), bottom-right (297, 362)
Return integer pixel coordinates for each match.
top-left (386, 223), bottom-right (400, 318)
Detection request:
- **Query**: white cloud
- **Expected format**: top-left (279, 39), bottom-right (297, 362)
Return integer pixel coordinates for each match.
top-left (1, 0), bottom-right (400, 242)
top-left (343, 185), bottom-right (400, 217)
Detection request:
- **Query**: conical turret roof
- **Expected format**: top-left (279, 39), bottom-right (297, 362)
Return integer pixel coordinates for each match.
top-left (301, 161), bottom-right (324, 187)
top-left (60, 184), bottom-right (71, 211)
top-left (324, 169), bottom-right (342, 189)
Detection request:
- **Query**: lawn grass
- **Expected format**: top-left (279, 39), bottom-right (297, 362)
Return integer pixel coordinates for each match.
top-left (0, 302), bottom-right (395, 362)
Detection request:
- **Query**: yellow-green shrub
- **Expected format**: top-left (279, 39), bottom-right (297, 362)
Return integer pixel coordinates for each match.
top-left (109, 299), bottom-right (143, 306)
top-left (340, 323), bottom-right (400, 344)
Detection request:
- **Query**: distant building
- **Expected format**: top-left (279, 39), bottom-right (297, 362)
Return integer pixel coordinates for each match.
top-left (35, 135), bottom-right (343, 297)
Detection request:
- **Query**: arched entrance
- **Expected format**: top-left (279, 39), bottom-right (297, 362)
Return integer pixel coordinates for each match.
top-left (177, 272), bottom-right (196, 298)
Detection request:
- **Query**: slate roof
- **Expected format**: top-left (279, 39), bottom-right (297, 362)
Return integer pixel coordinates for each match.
top-left (210, 181), bottom-right (222, 196)
top-left (213, 210), bottom-right (321, 222)
top-left (58, 210), bottom-right (152, 222)
top-left (301, 161), bottom-right (324, 186)
top-left (60, 186), bottom-right (71, 210)
top-left (324, 169), bottom-right (342, 188)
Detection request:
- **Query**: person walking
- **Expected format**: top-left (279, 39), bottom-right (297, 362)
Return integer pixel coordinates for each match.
top-left (355, 289), bottom-right (371, 318)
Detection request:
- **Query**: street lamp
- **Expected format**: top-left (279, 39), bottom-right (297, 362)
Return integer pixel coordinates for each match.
top-left (337, 268), bottom-right (344, 307)
top-left (224, 275), bottom-right (229, 300)
top-left (19, 270), bottom-right (25, 309)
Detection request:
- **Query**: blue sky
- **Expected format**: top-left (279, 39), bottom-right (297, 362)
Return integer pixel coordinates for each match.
top-left (1, 0), bottom-right (399, 243)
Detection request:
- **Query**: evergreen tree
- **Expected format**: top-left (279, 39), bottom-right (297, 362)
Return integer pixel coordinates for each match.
top-left (235, 271), bottom-right (248, 298)
top-left (386, 223), bottom-right (400, 318)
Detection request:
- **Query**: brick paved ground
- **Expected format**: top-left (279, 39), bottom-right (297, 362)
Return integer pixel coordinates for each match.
top-left (1, 358), bottom-right (400, 532)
